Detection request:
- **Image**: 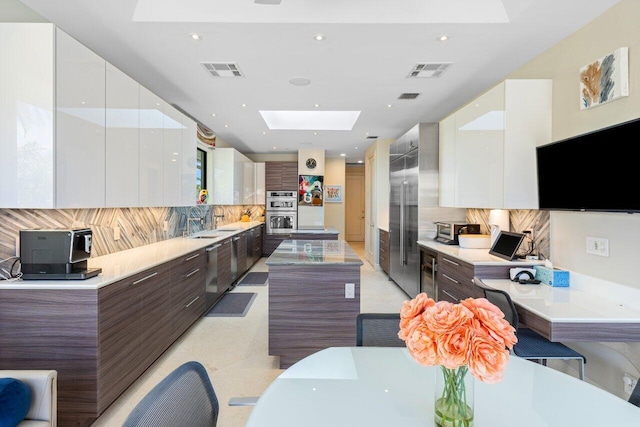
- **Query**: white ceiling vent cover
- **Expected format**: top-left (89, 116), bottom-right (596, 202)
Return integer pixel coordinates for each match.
top-left (407, 63), bottom-right (452, 78)
top-left (202, 62), bottom-right (244, 77)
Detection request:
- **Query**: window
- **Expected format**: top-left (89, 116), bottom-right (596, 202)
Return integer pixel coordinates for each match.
top-left (196, 148), bottom-right (207, 192)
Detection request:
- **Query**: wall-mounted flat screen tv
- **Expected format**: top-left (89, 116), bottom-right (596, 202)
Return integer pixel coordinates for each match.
top-left (536, 117), bottom-right (640, 213)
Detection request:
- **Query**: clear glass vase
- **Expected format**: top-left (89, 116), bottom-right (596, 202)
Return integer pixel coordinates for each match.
top-left (434, 366), bottom-right (474, 427)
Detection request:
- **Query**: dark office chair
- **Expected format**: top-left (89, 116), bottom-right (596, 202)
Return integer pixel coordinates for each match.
top-left (122, 361), bottom-right (219, 427)
top-left (629, 379), bottom-right (640, 407)
top-left (356, 313), bottom-right (406, 347)
top-left (472, 276), bottom-right (586, 380)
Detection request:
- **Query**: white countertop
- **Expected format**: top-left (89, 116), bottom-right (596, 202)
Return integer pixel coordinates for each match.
top-left (417, 239), bottom-right (545, 266)
top-left (0, 221), bottom-right (264, 290)
top-left (481, 278), bottom-right (640, 323)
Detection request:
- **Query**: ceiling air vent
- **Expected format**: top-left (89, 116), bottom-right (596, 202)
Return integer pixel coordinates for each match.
top-left (407, 63), bottom-right (452, 78)
top-left (398, 93), bottom-right (420, 100)
top-left (201, 62), bottom-right (244, 78)
top-left (366, 135), bottom-right (378, 139)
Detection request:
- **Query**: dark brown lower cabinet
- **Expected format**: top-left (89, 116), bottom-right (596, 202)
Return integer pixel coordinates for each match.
top-left (0, 248), bottom-right (205, 427)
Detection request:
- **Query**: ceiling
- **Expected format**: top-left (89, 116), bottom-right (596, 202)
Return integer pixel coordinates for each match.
top-left (15, 0), bottom-right (620, 163)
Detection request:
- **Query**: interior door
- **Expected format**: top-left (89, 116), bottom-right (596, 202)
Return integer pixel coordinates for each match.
top-left (345, 166), bottom-right (365, 241)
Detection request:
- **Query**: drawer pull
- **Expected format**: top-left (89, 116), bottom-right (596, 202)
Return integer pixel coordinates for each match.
top-left (185, 253), bottom-right (200, 261)
top-left (442, 289), bottom-right (459, 302)
top-left (442, 258), bottom-right (460, 267)
top-left (184, 268), bottom-right (201, 278)
top-left (132, 271), bottom-right (158, 285)
top-left (442, 273), bottom-right (459, 284)
top-left (185, 295), bottom-right (200, 308)
top-left (206, 244), bottom-right (221, 251)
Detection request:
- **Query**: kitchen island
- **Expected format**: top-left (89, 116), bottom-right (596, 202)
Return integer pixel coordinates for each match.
top-left (266, 239), bottom-right (363, 368)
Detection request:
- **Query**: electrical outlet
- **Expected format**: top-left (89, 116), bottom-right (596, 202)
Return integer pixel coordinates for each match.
top-left (345, 283), bottom-right (355, 299)
top-left (586, 236), bottom-right (609, 256)
top-left (163, 220), bottom-right (169, 231)
top-left (623, 373), bottom-right (637, 395)
top-left (114, 226), bottom-right (121, 241)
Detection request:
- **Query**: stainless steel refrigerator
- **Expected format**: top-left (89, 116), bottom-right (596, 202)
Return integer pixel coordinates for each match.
top-left (389, 135), bottom-right (420, 298)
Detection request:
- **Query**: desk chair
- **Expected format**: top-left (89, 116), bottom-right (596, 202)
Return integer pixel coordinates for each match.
top-left (123, 361), bottom-right (219, 427)
top-left (356, 313), bottom-right (406, 347)
top-left (472, 276), bottom-right (586, 380)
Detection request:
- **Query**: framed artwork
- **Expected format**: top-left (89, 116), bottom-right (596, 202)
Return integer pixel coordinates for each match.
top-left (580, 47), bottom-right (629, 110)
top-left (299, 175), bottom-right (323, 206)
top-left (325, 185), bottom-right (342, 203)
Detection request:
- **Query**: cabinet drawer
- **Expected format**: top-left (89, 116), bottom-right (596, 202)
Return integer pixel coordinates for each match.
top-left (174, 249), bottom-right (206, 275)
top-left (437, 255), bottom-right (483, 299)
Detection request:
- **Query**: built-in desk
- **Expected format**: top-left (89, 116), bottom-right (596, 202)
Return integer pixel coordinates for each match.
top-left (266, 239), bottom-right (363, 368)
top-left (481, 279), bottom-right (640, 342)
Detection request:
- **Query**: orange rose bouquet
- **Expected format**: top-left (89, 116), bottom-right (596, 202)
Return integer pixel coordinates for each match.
top-left (398, 293), bottom-right (517, 427)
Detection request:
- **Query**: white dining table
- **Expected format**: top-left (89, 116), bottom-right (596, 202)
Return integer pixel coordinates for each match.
top-left (246, 347), bottom-right (640, 426)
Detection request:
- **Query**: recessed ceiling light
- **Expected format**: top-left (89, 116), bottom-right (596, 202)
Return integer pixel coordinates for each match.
top-left (313, 132), bottom-right (318, 135)
top-left (355, 146), bottom-right (358, 150)
top-left (314, 104), bottom-right (320, 108)
top-left (272, 146), bottom-right (277, 150)
top-left (262, 131), bottom-right (267, 135)
top-left (224, 124), bottom-right (229, 128)
top-left (357, 160), bottom-right (363, 164)
top-left (438, 35), bottom-right (449, 42)
top-left (313, 34), bottom-right (325, 41)
top-left (211, 113), bottom-right (216, 117)
top-left (241, 103), bottom-right (247, 107)
top-left (289, 77), bottom-right (311, 86)
top-left (387, 104), bottom-right (392, 108)
top-left (340, 153), bottom-right (346, 157)
top-left (190, 33), bottom-right (202, 41)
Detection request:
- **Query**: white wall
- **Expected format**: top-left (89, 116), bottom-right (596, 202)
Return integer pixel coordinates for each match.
top-left (501, 0), bottom-right (640, 398)
top-left (324, 157), bottom-right (346, 239)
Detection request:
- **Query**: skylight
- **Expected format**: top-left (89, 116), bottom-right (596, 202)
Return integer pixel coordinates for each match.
top-left (259, 111), bottom-right (360, 131)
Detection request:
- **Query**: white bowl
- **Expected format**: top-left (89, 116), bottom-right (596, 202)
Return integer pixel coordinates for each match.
top-left (458, 234), bottom-right (491, 249)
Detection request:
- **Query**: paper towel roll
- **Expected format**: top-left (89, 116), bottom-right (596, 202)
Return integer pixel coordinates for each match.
top-left (488, 209), bottom-right (509, 245)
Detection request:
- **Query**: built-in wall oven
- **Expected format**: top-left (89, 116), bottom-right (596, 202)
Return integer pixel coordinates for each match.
top-left (266, 190), bottom-right (297, 234)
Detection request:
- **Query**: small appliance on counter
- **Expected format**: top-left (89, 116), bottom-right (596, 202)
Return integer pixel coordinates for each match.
top-left (19, 228), bottom-right (102, 280)
top-left (435, 222), bottom-right (481, 245)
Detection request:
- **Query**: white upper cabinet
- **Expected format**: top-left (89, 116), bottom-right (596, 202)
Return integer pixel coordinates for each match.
top-left (162, 102), bottom-right (183, 207)
top-left (181, 115), bottom-right (198, 206)
top-left (212, 147), bottom-right (254, 205)
top-left (439, 79), bottom-right (552, 209)
top-left (0, 23), bottom-right (55, 208)
top-left (105, 63), bottom-right (140, 207)
top-left (1, 23), bottom-right (199, 209)
top-left (139, 86), bottom-right (165, 207)
top-left (55, 28), bottom-right (106, 208)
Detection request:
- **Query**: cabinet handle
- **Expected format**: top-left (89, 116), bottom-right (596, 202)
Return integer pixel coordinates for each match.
top-left (443, 257), bottom-right (460, 267)
top-left (206, 244), bottom-right (222, 251)
top-left (184, 268), bottom-right (200, 278)
top-left (442, 289), bottom-right (459, 302)
top-left (185, 295), bottom-right (200, 308)
top-left (185, 253), bottom-right (200, 261)
top-left (442, 273), bottom-right (459, 284)
top-left (132, 271), bottom-right (158, 285)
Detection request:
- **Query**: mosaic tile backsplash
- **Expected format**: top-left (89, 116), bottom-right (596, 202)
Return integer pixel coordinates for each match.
top-left (0, 205), bottom-right (265, 262)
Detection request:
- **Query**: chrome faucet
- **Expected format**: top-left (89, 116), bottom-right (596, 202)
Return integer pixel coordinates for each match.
top-left (212, 207), bottom-right (225, 230)
top-left (187, 217), bottom-right (203, 236)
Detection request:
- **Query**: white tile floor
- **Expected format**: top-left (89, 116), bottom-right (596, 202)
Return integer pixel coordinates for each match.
top-left (90, 241), bottom-right (410, 427)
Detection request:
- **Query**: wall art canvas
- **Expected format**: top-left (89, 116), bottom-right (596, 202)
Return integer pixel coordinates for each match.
top-left (325, 185), bottom-right (342, 203)
top-left (579, 47), bottom-right (628, 110)
top-left (299, 175), bottom-right (323, 206)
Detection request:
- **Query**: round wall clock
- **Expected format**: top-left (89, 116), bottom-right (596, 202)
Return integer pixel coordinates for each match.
top-left (306, 158), bottom-right (317, 169)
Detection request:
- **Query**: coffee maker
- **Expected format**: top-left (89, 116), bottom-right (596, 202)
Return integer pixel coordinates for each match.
top-left (19, 228), bottom-right (102, 280)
